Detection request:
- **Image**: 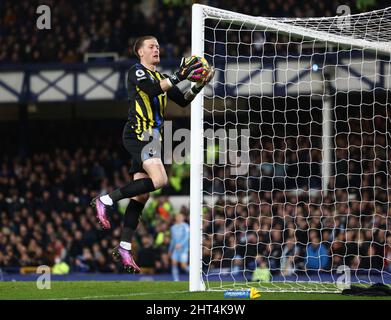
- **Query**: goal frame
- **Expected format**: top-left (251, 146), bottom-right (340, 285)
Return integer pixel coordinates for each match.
top-left (189, 3), bottom-right (205, 292)
top-left (189, 3), bottom-right (391, 292)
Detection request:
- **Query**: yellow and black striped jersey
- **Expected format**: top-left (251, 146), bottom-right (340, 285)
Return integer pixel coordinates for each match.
top-left (125, 63), bottom-right (189, 141)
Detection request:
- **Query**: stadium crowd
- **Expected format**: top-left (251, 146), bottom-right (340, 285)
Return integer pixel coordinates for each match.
top-left (0, 110), bottom-right (390, 276)
top-left (202, 106), bottom-right (391, 276)
top-left (0, 121), bottom-right (190, 273)
top-left (0, 0), bottom-right (383, 64)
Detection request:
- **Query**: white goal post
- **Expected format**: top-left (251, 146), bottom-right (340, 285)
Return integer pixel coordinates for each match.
top-left (190, 4), bottom-right (391, 292)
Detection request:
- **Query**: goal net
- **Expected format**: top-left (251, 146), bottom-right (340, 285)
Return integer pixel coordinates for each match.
top-left (189, 4), bottom-right (391, 293)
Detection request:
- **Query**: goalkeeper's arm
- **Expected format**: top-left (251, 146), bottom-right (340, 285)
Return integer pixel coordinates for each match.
top-left (167, 67), bottom-right (215, 107)
top-left (161, 56), bottom-right (203, 91)
top-left (135, 56), bottom-right (203, 96)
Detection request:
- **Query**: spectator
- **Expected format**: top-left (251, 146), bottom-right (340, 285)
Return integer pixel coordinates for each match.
top-left (75, 247), bottom-right (96, 273)
top-left (385, 234), bottom-right (391, 272)
top-left (155, 252), bottom-right (171, 274)
top-left (305, 231), bottom-right (330, 270)
top-left (252, 256), bottom-right (271, 283)
top-left (137, 235), bottom-right (157, 274)
top-left (0, 1), bottom-right (383, 64)
top-left (280, 237), bottom-right (299, 276)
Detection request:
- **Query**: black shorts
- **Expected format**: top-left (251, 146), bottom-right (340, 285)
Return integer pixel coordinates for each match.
top-left (122, 125), bottom-right (162, 174)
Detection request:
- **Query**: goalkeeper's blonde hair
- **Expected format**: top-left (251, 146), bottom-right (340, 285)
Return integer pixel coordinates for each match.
top-left (133, 35), bottom-right (157, 59)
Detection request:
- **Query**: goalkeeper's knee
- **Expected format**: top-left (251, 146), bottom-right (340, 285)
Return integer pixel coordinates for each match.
top-left (151, 175), bottom-right (168, 190)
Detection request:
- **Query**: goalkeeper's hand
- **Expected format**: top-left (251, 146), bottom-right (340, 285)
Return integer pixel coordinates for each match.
top-left (184, 67), bottom-right (215, 101)
top-left (168, 57), bottom-right (203, 86)
top-left (192, 66), bottom-right (215, 93)
top-left (198, 66), bottom-right (215, 87)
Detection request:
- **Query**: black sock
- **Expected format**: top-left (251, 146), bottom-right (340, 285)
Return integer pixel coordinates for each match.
top-left (120, 199), bottom-right (145, 243)
top-left (109, 178), bottom-right (155, 202)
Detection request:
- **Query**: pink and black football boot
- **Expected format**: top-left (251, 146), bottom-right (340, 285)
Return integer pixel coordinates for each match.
top-left (90, 197), bottom-right (111, 229)
top-left (112, 245), bottom-right (141, 273)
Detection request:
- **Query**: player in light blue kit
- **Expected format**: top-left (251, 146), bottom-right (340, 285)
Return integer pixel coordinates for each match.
top-left (169, 213), bottom-right (190, 281)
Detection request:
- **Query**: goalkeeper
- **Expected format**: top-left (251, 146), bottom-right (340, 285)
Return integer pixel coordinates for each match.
top-left (91, 35), bottom-right (214, 272)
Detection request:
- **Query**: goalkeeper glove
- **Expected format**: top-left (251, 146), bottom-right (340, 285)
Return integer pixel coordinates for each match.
top-left (168, 57), bottom-right (203, 86)
top-left (184, 67), bottom-right (215, 101)
top-left (190, 66), bottom-right (215, 94)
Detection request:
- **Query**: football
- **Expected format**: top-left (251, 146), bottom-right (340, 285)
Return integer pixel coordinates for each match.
top-left (186, 55), bottom-right (211, 82)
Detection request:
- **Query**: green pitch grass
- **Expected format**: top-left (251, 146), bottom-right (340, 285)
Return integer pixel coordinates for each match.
top-left (0, 281), bottom-right (390, 300)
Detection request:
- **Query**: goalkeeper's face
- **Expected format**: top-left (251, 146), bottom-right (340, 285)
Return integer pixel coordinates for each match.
top-left (139, 39), bottom-right (160, 66)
